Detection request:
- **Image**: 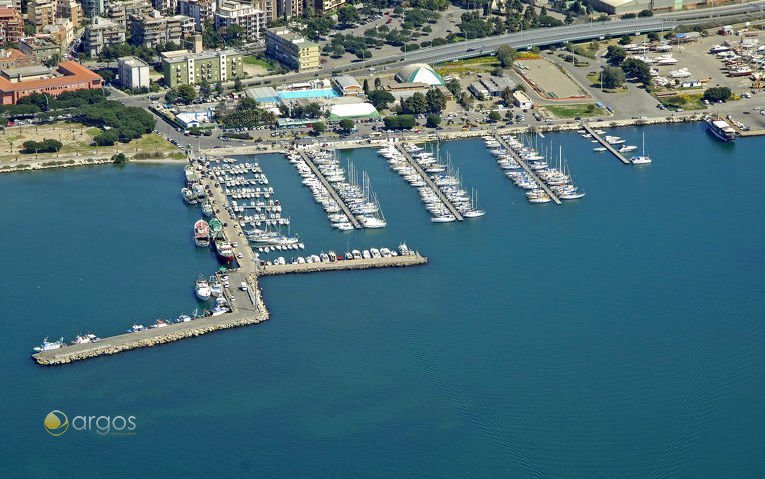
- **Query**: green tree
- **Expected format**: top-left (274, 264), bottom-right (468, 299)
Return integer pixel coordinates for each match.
top-left (312, 121), bottom-right (326, 135)
top-left (112, 152), bottom-right (128, 164)
top-left (618, 34), bottom-right (632, 45)
top-left (200, 79), bottom-right (211, 99)
top-left (215, 82), bottom-right (224, 95)
top-left (165, 88), bottom-right (179, 103)
top-left (446, 78), bottom-right (462, 97)
top-left (383, 114), bottom-right (416, 130)
top-left (234, 78), bottom-right (243, 91)
top-left (496, 45), bottom-right (518, 67)
top-left (501, 87), bottom-right (514, 106)
top-left (426, 114), bottom-right (441, 128)
top-left (601, 65), bottom-right (625, 89)
top-left (368, 89), bottom-right (395, 110)
top-left (425, 88), bottom-right (446, 114)
top-left (621, 58), bottom-right (651, 86)
top-left (338, 5), bottom-right (360, 25)
top-left (703, 86), bottom-right (732, 103)
top-left (176, 84), bottom-right (197, 104)
top-left (488, 110), bottom-right (501, 122)
top-left (339, 119), bottom-right (355, 132)
top-left (362, 79), bottom-right (369, 94)
top-left (605, 45), bottom-right (627, 65)
top-left (647, 32), bottom-right (659, 42)
top-left (404, 92), bottom-right (428, 115)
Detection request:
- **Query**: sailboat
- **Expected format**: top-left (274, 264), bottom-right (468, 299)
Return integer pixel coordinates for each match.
top-left (630, 132), bottom-right (652, 165)
top-left (463, 188), bottom-right (486, 218)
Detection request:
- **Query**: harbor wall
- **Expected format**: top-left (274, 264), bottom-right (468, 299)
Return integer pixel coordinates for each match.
top-left (259, 254), bottom-right (428, 276)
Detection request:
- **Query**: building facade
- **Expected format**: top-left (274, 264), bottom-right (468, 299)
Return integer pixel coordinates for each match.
top-left (178, 0), bottom-right (215, 29)
top-left (276, 0), bottom-right (301, 18)
top-left (28, 0), bottom-right (57, 29)
top-left (84, 17), bottom-right (126, 56)
top-left (313, 0), bottom-right (345, 14)
top-left (152, 0), bottom-right (178, 15)
top-left (131, 13), bottom-right (195, 49)
top-left (42, 19), bottom-right (75, 48)
top-left (265, 27), bottom-right (319, 72)
top-left (0, 48), bottom-right (38, 69)
top-left (0, 7), bottom-right (23, 45)
top-left (214, 1), bottom-right (266, 41)
top-left (0, 61), bottom-right (102, 105)
top-left (19, 35), bottom-right (62, 62)
top-left (118, 56), bottom-right (150, 89)
top-left (82, 0), bottom-right (105, 17)
top-left (104, 0), bottom-right (152, 29)
top-left (56, 0), bottom-right (82, 26)
top-left (161, 49), bottom-right (242, 87)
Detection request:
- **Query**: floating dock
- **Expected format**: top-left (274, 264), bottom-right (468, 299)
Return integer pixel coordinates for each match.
top-left (33, 273), bottom-right (267, 366)
top-left (296, 150), bottom-right (362, 229)
top-left (492, 134), bottom-right (562, 205)
top-left (394, 143), bottom-right (464, 221)
top-left (260, 253), bottom-right (428, 276)
top-left (581, 124), bottom-right (631, 165)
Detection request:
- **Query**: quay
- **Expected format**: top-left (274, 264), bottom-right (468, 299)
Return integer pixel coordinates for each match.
top-left (581, 124), bottom-right (630, 165)
top-left (33, 273), bottom-right (267, 365)
top-left (296, 150), bottom-right (362, 229)
top-left (260, 253), bottom-right (428, 276)
top-left (394, 143), bottom-right (464, 221)
top-left (492, 134), bottom-right (562, 205)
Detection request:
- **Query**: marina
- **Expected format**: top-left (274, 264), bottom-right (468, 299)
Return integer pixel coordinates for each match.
top-left (581, 124), bottom-right (631, 165)
top-left (388, 142), bottom-right (465, 221)
top-left (293, 149), bottom-right (362, 229)
top-left (491, 134), bottom-right (563, 205)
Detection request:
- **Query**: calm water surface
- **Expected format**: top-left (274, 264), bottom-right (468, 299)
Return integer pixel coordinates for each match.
top-left (2, 124), bottom-right (764, 478)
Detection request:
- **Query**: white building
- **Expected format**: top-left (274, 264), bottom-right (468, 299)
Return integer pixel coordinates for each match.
top-left (513, 90), bottom-right (533, 110)
top-left (118, 56), bottom-right (150, 89)
top-left (214, 0), bottom-right (266, 41)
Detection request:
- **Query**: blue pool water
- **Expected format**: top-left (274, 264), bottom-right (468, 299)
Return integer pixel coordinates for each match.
top-left (278, 88), bottom-right (340, 100)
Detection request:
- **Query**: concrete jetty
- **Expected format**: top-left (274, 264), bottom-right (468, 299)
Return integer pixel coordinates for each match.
top-left (394, 143), bottom-right (464, 221)
top-left (492, 134), bottom-right (562, 205)
top-left (296, 150), bottom-right (362, 229)
top-left (260, 253), bottom-right (428, 276)
top-left (33, 273), bottom-right (268, 366)
top-left (581, 124), bottom-right (631, 165)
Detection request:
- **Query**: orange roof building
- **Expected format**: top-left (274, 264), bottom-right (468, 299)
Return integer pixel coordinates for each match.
top-left (0, 61), bottom-right (103, 105)
top-left (0, 7), bottom-right (23, 45)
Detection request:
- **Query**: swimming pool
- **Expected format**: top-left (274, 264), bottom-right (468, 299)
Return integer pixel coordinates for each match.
top-left (277, 88), bottom-right (340, 100)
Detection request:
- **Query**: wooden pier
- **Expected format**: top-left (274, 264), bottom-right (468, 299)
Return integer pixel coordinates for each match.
top-left (581, 124), bottom-right (631, 165)
top-left (394, 143), bottom-right (464, 221)
top-left (296, 150), bottom-right (362, 229)
top-left (260, 253), bottom-right (428, 276)
top-left (492, 134), bottom-right (562, 205)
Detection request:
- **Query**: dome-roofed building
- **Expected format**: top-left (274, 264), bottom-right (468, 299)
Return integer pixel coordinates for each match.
top-left (396, 63), bottom-right (444, 86)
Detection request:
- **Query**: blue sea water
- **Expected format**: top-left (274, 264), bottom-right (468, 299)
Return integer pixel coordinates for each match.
top-left (2, 123), bottom-right (765, 478)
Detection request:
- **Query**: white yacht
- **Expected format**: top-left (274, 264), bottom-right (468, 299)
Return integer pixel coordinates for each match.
top-left (128, 324), bottom-right (146, 333)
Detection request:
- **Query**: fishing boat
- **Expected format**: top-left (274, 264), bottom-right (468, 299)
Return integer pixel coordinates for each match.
top-left (194, 219), bottom-right (210, 247)
top-left (184, 164), bottom-right (197, 184)
top-left (128, 324), bottom-right (146, 333)
top-left (195, 277), bottom-right (212, 300)
top-left (181, 187), bottom-right (197, 205)
top-left (33, 337), bottom-right (64, 352)
top-left (214, 236), bottom-right (235, 263)
top-left (201, 201), bottom-right (213, 217)
top-left (209, 218), bottom-right (223, 235)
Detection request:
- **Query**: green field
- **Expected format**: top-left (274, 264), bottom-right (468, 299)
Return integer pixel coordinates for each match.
top-left (244, 56), bottom-right (275, 68)
top-left (657, 93), bottom-right (706, 111)
top-left (542, 104), bottom-right (607, 119)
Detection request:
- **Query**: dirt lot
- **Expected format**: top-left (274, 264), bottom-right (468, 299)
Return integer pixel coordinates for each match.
top-left (0, 123), bottom-right (181, 163)
top-left (515, 58), bottom-right (589, 100)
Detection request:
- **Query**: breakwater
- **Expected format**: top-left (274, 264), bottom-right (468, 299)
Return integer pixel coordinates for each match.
top-left (260, 254), bottom-right (428, 276)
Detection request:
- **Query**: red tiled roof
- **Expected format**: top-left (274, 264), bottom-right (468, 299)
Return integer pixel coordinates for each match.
top-left (0, 61), bottom-right (102, 93)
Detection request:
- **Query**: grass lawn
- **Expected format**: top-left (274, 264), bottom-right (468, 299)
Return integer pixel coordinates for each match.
top-left (244, 56), bottom-right (275, 69)
top-left (435, 56), bottom-right (500, 75)
top-left (542, 104), bottom-right (608, 119)
top-left (0, 123), bottom-right (180, 163)
top-left (585, 72), bottom-right (628, 93)
top-left (657, 93), bottom-right (706, 111)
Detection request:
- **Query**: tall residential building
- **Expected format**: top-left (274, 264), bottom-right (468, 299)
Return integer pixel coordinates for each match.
top-left (0, 7), bottom-right (22, 45)
top-left (42, 18), bottom-right (75, 47)
top-left (161, 49), bottom-right (242, 87)
top-left (251, 0), bottom-right (275, 22)
top-left (104, 0), bottom-right (152, 29)
top-left (214, 1), bottom-right (266, 41)
top-left (152, 0), bottom-right (178, 15)
top-left (56, 0), bottom-right (82, 26)
top-left (82, 0), bottom-right (105, 17)
top-left (265, 27), bottom-right (319, 72)
top-left (276, 0), bottom-right (301, 19)
top-left (28, 0), bottom-right (57, 29)
top-left (0, 0), bottom-right (22, 11)
top-left (118, 55), bottom-right (150, 89)
top-left (313, 0), bottom-right (344, 14)
top-left (178, 0), bottom-right (215, 29)
top-left (84, 17), bottom-right (126, 56)
top-left (131, 12), bottom-right (195, 48)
